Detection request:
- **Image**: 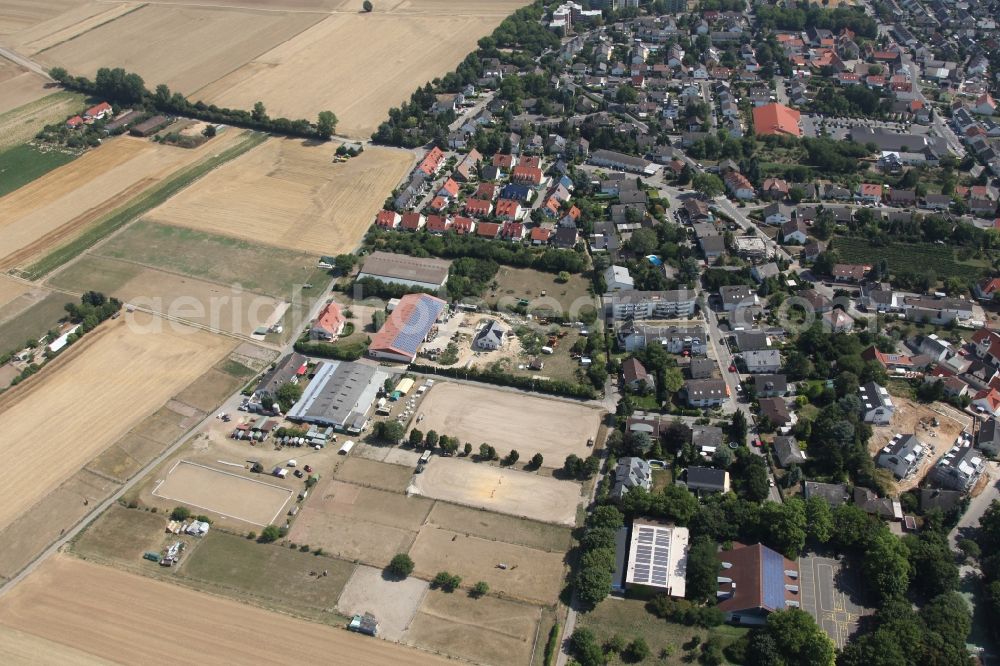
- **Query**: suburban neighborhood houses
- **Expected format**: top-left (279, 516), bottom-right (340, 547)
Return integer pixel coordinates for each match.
top-left (4, 0), bottom-right (1000, 664)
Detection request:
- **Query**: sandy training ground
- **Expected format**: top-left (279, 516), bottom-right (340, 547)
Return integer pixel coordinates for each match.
top-left (410, 457), bottom-right (582, 526)
top-left (415, 382), bottom-right (602, 465)
top-left (870, 396), bottom-right (973, 491)
top-left (0, 132), bottom-right (246, 270)
top-left (337, 565), bottom-right (429, 642)
top-left (147, 137), bottom-right (413, 255)
top-left (0, 556), bottom-right (450, 665)
top-left (0, 313), bottom-right (233, 532)
top-left (152, 461), bottom-right (293, 526)
top-left (195, 1), bottom-right (527, 138)
top-left (36, 4), bottom-right (323, 95)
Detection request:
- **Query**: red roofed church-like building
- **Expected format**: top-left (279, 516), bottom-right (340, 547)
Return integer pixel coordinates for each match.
top-left (752, 103), bottom-right (802, 137)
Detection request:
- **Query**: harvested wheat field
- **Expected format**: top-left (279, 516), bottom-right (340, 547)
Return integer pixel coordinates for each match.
top-left (148, 137), bottom-right (413, 255)
top-left (5, 2), bottom-right (139, 55)
top-left (416, 381), bottom-right (603, 465)
top-left (0, 556), bottom-right (450, 666)
top-left (0, 276), bottom-right (31, 310)
top-left (36, 4), bottom-right (323, 94)
top-left (0, 313), bottom-right (233, 532)
top-left (0, 131), bottom-right (246, 270)
top-left (0, 0), bottom-right (84, 35)
top-left (195, 2), bottom-right (527, 138)
top-left (0, 58), bottom-right (49, 115)
top-left (0, 625), bottom-right (112, 666)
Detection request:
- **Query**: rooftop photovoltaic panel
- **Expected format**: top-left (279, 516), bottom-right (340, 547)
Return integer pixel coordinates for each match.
top-left (761, 546), bottom-right (787, 611)
top-left (626, 522), bottom-right (689, 596)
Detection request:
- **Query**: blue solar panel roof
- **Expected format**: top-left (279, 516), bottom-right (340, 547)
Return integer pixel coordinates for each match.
top-left (391, 296), bottom-right (446, 355)
top-left (761, 546), bottom-right (786, 611)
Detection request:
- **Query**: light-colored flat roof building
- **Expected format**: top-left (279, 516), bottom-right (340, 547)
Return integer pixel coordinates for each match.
top-left (357, 251), bottom-right (451, 290)
top-left (626, 519), bottom-right (689, 597)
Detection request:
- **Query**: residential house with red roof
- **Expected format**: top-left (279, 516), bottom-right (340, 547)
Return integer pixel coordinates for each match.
top-left (310, 301), bottom-right (345, 341)
top-left (400, 212), bottom-right (425, 231)
top-left (368, 293), bottom-right (448, 363)
top-left (491, 153), bottom-right (516, 172)
top-left (856, 183), bottom-right (883, 203)
top-left (724, 171), bottom-right (755, 200)
top-left (832, 263), bottom-right (869, 282)
top-left (375, 210), bottom-right (401, 229)
top-left (530, 227), bottom-right (552, 245)
top-left (417, 146), bottom-right (445, 176)
top-left (474, 182), bottom-right (498, 200)
top-left (438, 178), bottom-right (460, 199)
top-left (427, 196), bottom-right (448, 212)
top-left (495, 199), bottom-right (523, 221)
top-left (500, 222), bottom-right (525, 241)
top-left (974, 93), bottom-right (997, 116)
top-left (425, 215), bottom-right (450, 234)
top-left (476, 222), bottom-right (501, 239)
top-left (84, 102), bottom-right (112, 121)
top-left (974, 388), bottom-right (1000, 418)
top-left (464, 198), bottom-right (493, 217)
top-left (761, 178), bottom-right (789, 199)
top-left (66, 115), bottom-right (84, 129)
top-left (520, 156), bottom-right (541, 169)
top-left (453, 149), bottom-right (482, 182)
top-left (451, 216), bottom-right (475, 235)
top-left (975, 278), bottom-right (1000, 301)
top-left (511, 165), bottom-right (543, 186)
top-left (972, 329), bottom-right (1000, 368)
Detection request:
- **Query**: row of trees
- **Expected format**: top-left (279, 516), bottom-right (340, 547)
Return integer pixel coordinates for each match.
top-left (49, 67), bottom-right (337, 139)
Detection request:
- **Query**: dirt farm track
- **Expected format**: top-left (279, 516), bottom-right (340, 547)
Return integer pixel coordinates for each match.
top-left (0, 556), bottom-right (450, 666)
top-left (0, 313), bottom-right (233, 533)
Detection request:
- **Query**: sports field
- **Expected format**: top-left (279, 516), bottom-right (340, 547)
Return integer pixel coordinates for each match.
top-left (195, 0), bottom-right (527, 138)
top-left (410, 458), bottom-right (582, 526)
top-left (0, 131), bottom-right (246, 271)
top-left (0, 313), bottom-right (233, 532)
top-left (0, 556), bottom-right (450, 665)
top-left (36, 4), bottom-right (323, 94)
top-left (147, 137), bottom-right (412, 255)
top-left (152, 461), bottom-right (293, 526)
top-left (415, 382), bottom-right (603, 465)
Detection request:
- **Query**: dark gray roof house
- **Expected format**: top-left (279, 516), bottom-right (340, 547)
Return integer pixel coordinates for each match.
top-left (803, 481), bottom-right (850, 506)
top-left (686, 466), bottom-right (730, 493)
top-left (772, 436), bottom-right (806, 467)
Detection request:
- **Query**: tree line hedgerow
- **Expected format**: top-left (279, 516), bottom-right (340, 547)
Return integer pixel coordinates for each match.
top-left (48, 67), bottom-right (338, 140)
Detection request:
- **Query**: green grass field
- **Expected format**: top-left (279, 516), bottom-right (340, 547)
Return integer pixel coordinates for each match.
top-left (23, 131), bottom-right (268, 279)
top-left (0, 144), bottom-right (75, 198)
top-left (97, 220), bottom-right (330, 298)
top-left (833, 236), bottom-right (990, 282)
top-left (485, 266), bottom-right (597, 316)
top-left (0, 291), bottom-right (71, 353)
top-left (577, 597), bottom-right (747, 665)
top-left (182, 530), bottom-right (356, 623)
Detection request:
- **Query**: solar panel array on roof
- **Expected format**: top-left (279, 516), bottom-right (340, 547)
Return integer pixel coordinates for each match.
top-left (391, 296), bottom-right (446, 355)
top-left (628, 523), bottom-right (685, 592)
top-left (761, 546), bottom-right (787, 611)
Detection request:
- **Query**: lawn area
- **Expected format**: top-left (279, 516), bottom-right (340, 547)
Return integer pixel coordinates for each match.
top-left (0, 144), bottom-right (76, 198)
top-left (577, 597), bottom-right (747, 665)
top-left (0, 291), bottom-right (71, 353)
top-left (833, 236), bottom-right (991, 282)
top-left (72, 505), bottom-right (169, 564)
top-left (484, 266), bottom-right (597, 319)
top-left (96, 220), bottom-right (330, 298)
top-left (651, 469), bottom-right (672, 492)
top-left (181, 530), bottom-right (356, 624)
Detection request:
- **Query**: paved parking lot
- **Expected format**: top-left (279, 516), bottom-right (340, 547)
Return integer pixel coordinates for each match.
top-left (798, 554), bottom-right (870, 649)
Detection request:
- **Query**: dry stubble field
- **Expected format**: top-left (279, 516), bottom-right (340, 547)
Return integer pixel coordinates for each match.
top-left (0, 313), bottom-right (233, 532)
top-left (0, 556), bottom-right (450, 666)
top-left (35, 4), bottom-right (323, 95)
top-left (0, 131), bottom-right (246, 271)
top-left (0, 91), bottom-right (86, 150)
top-left (195, 0), bottom-right (528, 138)
top-left (0, 58), bottom-right (49, 115)
top-left (4, 2), bottom-right (140, 55)
top-left (147, 137), bottom-right (413, 255)
top-left (415, 381), bottom-right (603, 464)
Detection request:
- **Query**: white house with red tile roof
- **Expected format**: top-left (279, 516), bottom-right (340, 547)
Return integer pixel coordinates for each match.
top-left (84, 102), bottom-right (112, 121)
top-left (400, 212), bottom-right (425, 231)
top-left (530, 227), bottom-right (552, 245)
top-left (427, 196), bottom-right (448, 212)
top-left (974, 388), bottom-right (1000, 418)
top-left (975, 278), bottom-right (1000, 302)
top-left (972, 329), bottom-right (1000, 368)
top-left (425, 215), bottom-right (450, 234)
top-left (495, 199), bottom-right (523, 221)
top-left (856, 183), bottom-right (883, 202)
top-left (375, 210), bottom-right (401, 229)
top-left (475, 182), bottom-right (498, 200)
top-left (452, 216), bottom-right (475, 235)
top-left (417, 146), bottom-right (446, 176)
top-left (464, 198), bottom-right (493, 217)
top-left (491, 154), bottom-right (516, 171)
top-left (500, 222), bottom-right (525, 241)
top-left (476, 222), bottom-right (501, 238)
top-left (438, 178), bottom-right (460, 199)
top-left (310, 301), bottom-right (346, 341)
top-left (66, 115), bottom-right (84, 129)
top-left (511, 165), bottom-right (543, 186)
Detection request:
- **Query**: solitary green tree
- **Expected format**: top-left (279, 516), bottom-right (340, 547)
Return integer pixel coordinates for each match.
top-left (316, 110), bottom-right (337, 139)
top-left (386, 553), bottom-right (414, 578)
top-left (363, 0), bottom-right (373, 11)
top-left (470, 581), bottom-right (489, 598)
